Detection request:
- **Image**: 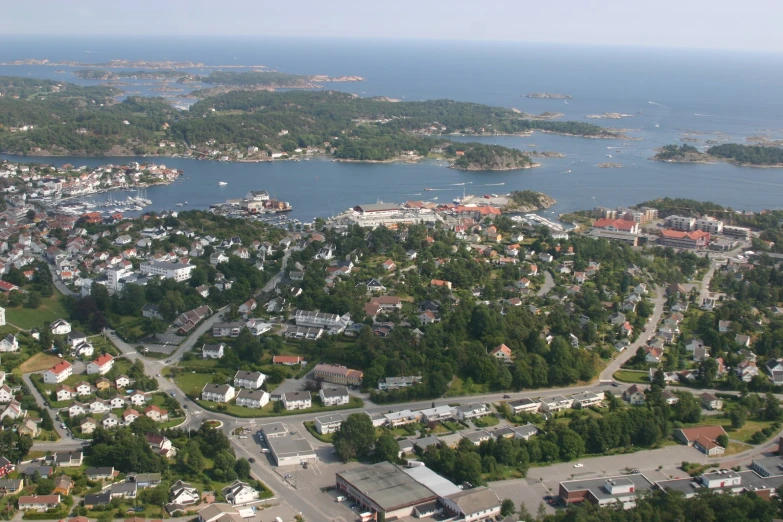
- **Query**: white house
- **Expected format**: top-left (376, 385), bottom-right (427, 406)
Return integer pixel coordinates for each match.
top-left (50, 319), bottom-right (71, 335)
top-left (235, 389), bottom-right (270, 409)
top-left (202, 343), bottom-right (225, 359)
top-left (0, 335), bottom-right (18, 352)
top-left (0, 385), bottom-right (14, 403)
top-left (221, 480), bottom-right (259, 505)
top-left (281, 391), bottom-right (311, 410)
top-left (43, 361), bottom-right (72, 384)
top-left (170, 481), bottom-right (200, 506)
top-left (201, 384), bottom-right (236, 403)
top-left (87, 354), bottom-right (114, 375)
top-left (233, 370), bottom-right (265, 390)
top-left (319, 386), bottom-right (350, 407)
top-left (456, 403), bottom-right (491, 421)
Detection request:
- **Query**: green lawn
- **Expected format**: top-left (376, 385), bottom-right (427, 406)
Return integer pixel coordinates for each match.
top-left (174, 372), bottom-right (213, 397)
top-left (446, 377), bottom-right (489, 397)
top-left (473, 415), bottom-right (500, 428)
top-left (304, 421), bottom-right (335, 443)
top-left (613, 369), bottom-right (650, 384)
top-left (685, 416), bottom-right (777, 444)
top-left (195, 395), bottom-right (364, 418)
top-left (6, 295), bottom-right (68, 330)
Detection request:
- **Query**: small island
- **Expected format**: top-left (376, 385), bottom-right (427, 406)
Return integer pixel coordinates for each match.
top-left (597, 162), bottom-right (623, 168)
top-left (586, 113), bottom-right (633, 119)
top-left (450, 144), bottom-right (537, 171)
top-left (502, 190), bottom-right (556, 212)
top-left (653, 143), bottom-right (783, 167)
top-left (525, 151), bottom-right (565, 158)
top-left (524, 92), bottom-right (572, 99)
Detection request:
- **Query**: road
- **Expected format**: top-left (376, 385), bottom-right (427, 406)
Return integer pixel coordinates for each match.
top-left (536, 270), bottom-right (555, 297)
top-left (21, 372), bottom-right (72, 442)
top-left (599, 286), bottom-right (666, 381)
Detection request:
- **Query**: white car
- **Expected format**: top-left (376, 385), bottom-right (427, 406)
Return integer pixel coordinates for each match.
top-left (573, 463), bottom-right (583, 468)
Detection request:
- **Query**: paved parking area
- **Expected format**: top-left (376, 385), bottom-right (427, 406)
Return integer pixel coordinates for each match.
top-left (272, 378), bottom-right (307, 397)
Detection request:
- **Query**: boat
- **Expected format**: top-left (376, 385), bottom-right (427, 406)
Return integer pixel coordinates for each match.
top-left (218, 181), bottom-right (228, 186)
top-left (424, 188), bottom-right (432, 191)
top-left (176, 203), bottom-right (184, 207)
top-left (606, 154), bottom-right (612, 158)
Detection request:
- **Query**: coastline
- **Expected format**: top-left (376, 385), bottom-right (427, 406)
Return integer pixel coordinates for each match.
top-left (652, 156), bottom-right (783, 168)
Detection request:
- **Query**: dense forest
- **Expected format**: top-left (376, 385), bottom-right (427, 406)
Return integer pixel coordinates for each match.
top-left (653, 144), bottom-right (706, 161)
top-left (0, 76), bottom-right (619, 159)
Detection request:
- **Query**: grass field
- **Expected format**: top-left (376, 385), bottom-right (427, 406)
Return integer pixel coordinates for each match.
top-left (686, 416), bottom-right (776, 444)
top-left (613, 369), bottom-right (649, 384)
top-left (473, 415), bottom-right (500, 428)
top-left (6, 295), bottom-right (68, 330)
top-left (723, 442), bottom-right (752, 456)
top-left (19, 353), bottom-right (61, 373)
top-left (175, 372), bottom-right (213, 397)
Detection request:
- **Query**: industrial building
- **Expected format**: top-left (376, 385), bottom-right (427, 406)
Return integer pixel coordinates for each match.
top-left (260, 423), bottom-right (316, 467)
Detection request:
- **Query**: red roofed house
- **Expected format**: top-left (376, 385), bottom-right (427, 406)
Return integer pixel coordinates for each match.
top-left (674, 425), bottom-right (727, 455)
top-left (430, 279), bottom-right (452, 289)
top-left (659, 229), bottom-right (710, 249)
top-left (44, 361), bottom-right (73, 384)
top-left (490, 344), bottom-right (513, 364)
top-left (87, 354), bottom-right (114, 375)
top-left (273, 355), bottom-right (305, 366)
top-left (0, 281), bottom-right (19, 293)
top-left (592, 218), bottom-right (640, 234)
top-left (382, 259), bottom-right (396, 271)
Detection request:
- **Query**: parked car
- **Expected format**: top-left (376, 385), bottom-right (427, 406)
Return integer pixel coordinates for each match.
top-left (573, 463), bottom-right (583, 468)
top-left (248, 458), bottom-right (256, 463)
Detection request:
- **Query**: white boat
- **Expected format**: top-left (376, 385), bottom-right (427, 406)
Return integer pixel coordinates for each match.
top-left (176, 203), bottom-right (184, 207)
top-left (218, 181), bottom-right (228, 186)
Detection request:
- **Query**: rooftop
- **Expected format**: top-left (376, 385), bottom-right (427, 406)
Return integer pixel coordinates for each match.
top-left (337, 462), bottom-right (438, 512)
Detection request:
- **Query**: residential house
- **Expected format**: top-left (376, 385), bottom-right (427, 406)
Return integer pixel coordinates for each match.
top-left (700, 393), bottom-right (723, 411)
top-left (87, 354), bottom-right (114, 375)
top-left (456, 403), bottom-right (491, 421)
top-left (235, 389), bottom-right (270, 409)
top-left (736, 360), bottom-right (760, 383)
top-left (145, 405), bottom-right (169, 422)
top-left (233, 370), bottom-right (265, 390)
top-left (623, 385), bottom-right (646, 405)
top-left (201, 384), bottom-right (236, 403)
top-left (490, 344), bottom-right (513, 364)
top-left (222, 481), bottom-right (259, 505)
top-left (202, 343), bottom-right (225, 359)
top-left (43, 361), bottom-right (72, 384)
top-left (282, 391), bottom-right (312, 410)
top-left (319, 386), bottom-right (350, 407)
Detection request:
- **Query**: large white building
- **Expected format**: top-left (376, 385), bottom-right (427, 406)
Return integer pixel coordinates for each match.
top-left (139, 261), bottom-right (194, 282)
top-left (201, 384), bottom-right (236, 403)
top-left (44, 361), bottom-right (73, 384)
top-left (294, 310), bottom-right (351, 330)
top-left (106, 265), bottom-right (133, 293)
top-left (695, 217), bottom-right (724, 234)
top-left (665, 215), bottom-right (696, 231)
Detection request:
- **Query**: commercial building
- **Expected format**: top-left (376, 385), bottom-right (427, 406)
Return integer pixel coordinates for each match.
top-left (335, 462), bottom-right (439, 519)
top-left (313, 363), bottom-right (364, 386)
top-left (353, 203), bottom-right (402, 216)
top-left (723, 225), bottom-right (752, 240)
top-left (592, 218), bottom-right (640, 234)
top-left (442, 487), bottom-right (502, 521)
top-left (559, 474), bottom-right (654, 508)
top-left (586, 228), bottom-right (640, 246)
top-left (139, 261), bottom-right (194, 282)
top-left (657, 469), bottom-right (783, 500)
top-left (260, 423), bottom-right (316, 466)
top-left (659, 229), bottom-right (710, 249)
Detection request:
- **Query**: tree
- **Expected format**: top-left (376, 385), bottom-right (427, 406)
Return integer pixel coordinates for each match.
top-left (40, 409), bottom-right (53, 431)
top-left (234, 458), bottom-right (251, 479)
top-left (333, 413), bottom-right (376, 462)
top-left (501, 498), bottom-right (516, 517)
top-left (374, 431), bottom-right (399, 463)
top-left (729, 407), bottom-right (748, 429)
top-left (698, 358), bottom-right (718, 387)
top-left (141, 318), bottom-right (167, 340)
top-left (25, 292), bottom-right (41, 309)
top-left (36, 478), bottom-right (55, 495)
top-left (765, 393), bottom-right (782, 421)
top-left (717, 434), bottom-right (729, 449)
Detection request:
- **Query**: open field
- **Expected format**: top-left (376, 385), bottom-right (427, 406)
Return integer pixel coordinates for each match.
top-left (19, 353), bottom-right (61, 373)
top-left (6, 295), bottom-right (68, 330)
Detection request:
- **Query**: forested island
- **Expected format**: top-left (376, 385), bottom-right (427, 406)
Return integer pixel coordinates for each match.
top-left (451, 144), bottom-right (536, 171)
top-left (502, 190), bottom-right (556, 211)
top-left (0, 76), bottom-right (620, 162)
top-left (654, 143), bottom-right (783, 167)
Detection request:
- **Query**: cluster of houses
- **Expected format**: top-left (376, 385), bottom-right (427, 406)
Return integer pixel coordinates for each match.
top-left (0, 372), bottom-right (39, 435)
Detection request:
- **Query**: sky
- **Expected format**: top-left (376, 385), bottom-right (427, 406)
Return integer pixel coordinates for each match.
top-left (3, 0), bottom-right (782, 53)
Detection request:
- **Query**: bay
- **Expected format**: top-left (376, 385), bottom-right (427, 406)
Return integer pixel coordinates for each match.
top-left (2, 36), bottom-right (783, 217)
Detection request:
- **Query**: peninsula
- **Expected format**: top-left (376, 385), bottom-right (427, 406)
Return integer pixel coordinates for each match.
top-left (450, 144), bottom-right (537, 171)
top-left (0, 76), bottom-right (622, 162)
top-left (653, 143), bottom-right (783, 167)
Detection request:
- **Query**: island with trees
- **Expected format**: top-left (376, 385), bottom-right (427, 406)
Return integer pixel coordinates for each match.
top-left (653, 143), bottom-right (783, 167)
top-left (524, 92), bottom-right (572, 99)
top-left (450, 143), bottom-right (537, 171)
top-left (0, 76), bottom-right (623, 161)
top-left (502, 190), bottom-right (556, 212)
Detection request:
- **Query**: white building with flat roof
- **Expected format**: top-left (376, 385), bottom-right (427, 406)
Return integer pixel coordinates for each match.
top-left (140, 261), bottom-right (194, 282)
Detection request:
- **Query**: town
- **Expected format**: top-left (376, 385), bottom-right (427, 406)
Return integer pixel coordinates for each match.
top-left (0, 158), bottom-right (780, 521)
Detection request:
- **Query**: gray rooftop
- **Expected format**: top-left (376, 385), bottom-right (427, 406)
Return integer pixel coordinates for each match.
top-left (320, 386), bottom-right (349, 398)
top-left (560, 474), bottom-right (654, 501)
top-left (265, 431), bottom-right (315, 459)
top-left (403, 466), bottom-right (461, 497)
top-left (337, 462), bottom-right (438, 511)
top-left (445, 487), bottom-right (500, 515)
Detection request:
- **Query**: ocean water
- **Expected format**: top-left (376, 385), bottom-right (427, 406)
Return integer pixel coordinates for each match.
top-left (2, 36), bottom-right (783, 219)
